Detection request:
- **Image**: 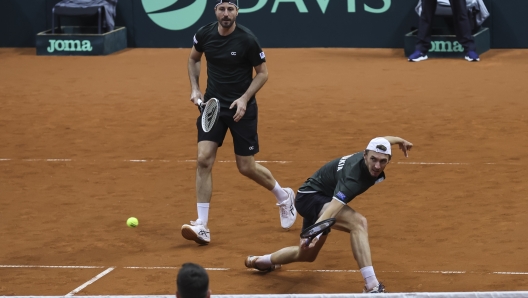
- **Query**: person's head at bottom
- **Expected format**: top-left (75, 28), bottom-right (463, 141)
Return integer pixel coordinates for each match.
top-left (176, 263), bottom-right (211, 298)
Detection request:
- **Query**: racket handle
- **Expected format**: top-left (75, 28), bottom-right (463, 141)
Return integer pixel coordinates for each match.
top-left (303, 233), bottom-right (322, 247)
top-left (196, 99), bottom-right (204, 112)
top-left (309, 233), bottom-right (322, 243)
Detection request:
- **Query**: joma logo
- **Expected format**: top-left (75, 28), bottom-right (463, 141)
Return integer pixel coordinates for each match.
top-left (430, 41), bottom-right (464, 53)
top-left (47, 40), bottom-right (93, 53)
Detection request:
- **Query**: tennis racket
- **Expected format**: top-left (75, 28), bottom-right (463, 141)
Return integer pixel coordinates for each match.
top-left (300, 218), bottom-right (336, 245)
top-left (197, 98), bottom-right (220, 133)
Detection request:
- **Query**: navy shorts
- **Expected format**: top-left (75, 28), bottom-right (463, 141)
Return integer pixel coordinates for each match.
top-left (197, 102), bottom-right (259, 156)
top-left (294, 192), bottom-right (333, 235)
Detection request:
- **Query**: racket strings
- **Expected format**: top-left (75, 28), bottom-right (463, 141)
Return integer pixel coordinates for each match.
top-left (202, 101), bottom-right (219, 132)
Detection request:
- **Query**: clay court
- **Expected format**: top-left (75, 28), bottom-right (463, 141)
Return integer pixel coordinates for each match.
top-left (1, 48), bottom-right (528, 295)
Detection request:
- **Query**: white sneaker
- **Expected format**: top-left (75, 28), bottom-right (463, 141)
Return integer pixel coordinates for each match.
top-left (181, 219), bottom-right (210, 245)
top-left (363, 282), bottom-right (386, 293)
top-left (277, 188), bottom-right (297, 229)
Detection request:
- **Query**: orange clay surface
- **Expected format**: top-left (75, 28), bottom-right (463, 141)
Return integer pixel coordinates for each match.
top-left (1, 48), bottom-right (528, 295)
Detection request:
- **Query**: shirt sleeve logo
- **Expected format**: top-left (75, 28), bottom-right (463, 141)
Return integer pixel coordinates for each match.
top-left (193, 34), bottom-right (198, 45)
top-left (336, 191), bottom-right (346, 201)
top-left (259, 51), bottom-right (265, 59)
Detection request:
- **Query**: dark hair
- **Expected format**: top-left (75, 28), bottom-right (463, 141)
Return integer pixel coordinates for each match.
top-left (177, 263), bottom-right (209, 298)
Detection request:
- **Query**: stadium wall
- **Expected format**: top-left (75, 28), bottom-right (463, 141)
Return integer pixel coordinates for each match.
top-left (1, 0), bottom-right (527, 49)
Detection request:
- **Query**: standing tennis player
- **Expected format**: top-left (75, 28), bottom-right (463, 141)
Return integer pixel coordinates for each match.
top-left (181, 0), bottom-right (297, 245)
top-left (245, 136), bottom-right (413, 294)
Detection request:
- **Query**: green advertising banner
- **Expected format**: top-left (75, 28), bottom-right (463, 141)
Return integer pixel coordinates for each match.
top-left (132, 0), bottom-right (418, 48)
top-left (1, 0), bottom-right (527, 49)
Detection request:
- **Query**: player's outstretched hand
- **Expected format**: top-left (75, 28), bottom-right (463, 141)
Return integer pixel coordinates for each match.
top-left (399, 139), bottom-right (413, 157)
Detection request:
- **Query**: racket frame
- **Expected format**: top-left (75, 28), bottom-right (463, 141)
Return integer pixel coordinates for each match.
top-left (197, 98), bottom-right (220, 133)
top-left (300, 218), bottom-right (336, 241)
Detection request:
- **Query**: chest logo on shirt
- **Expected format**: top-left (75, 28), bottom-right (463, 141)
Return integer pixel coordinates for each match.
top-left (231, 52), bottom-right (237, 56)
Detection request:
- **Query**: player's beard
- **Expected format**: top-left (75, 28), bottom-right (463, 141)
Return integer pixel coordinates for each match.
top-left (219, 17), bottom-right (236, 28)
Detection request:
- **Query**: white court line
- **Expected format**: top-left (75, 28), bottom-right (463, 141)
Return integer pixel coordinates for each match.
top-left (3, 265), bottom-right (528, 275)
top-left (0, 265), bottom-right (105, 269)
top-left (21, 159), bottom-right (73, 162)
top-left (0, 158), bottom-right (500, 165)
top-left (65, 267), bottom-right (115, 296)
top-left (287, 270), bottom-right (468, 274)
top-left (413, 270), bottom-right (466, 274)
top-left (397, 162), bottom-right (471, 165)
top-left (123, 266), bottom-right (229, 270)
top-left (286, 269), bottom-right (360, 273)
top-left (219, 160), bottom-right (292, 164)
top-left (127, 160), bottom-right (171, 163)
top-left (256, 269), bottom-right (528, 275)
top-left (10, 293), bottom-right (528, 298)
top-left (124, 266), bottom-right (180, 269)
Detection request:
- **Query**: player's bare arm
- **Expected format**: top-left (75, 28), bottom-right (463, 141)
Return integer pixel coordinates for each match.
top-left (318, 198), bottom-right (345, 223)
top-left (382, 136), bottom-right (413, 157)
top-left (188, 46), bottom-right (204, 106)
top-left (230, 62), bottom-right (269, 122)
top-left (300, 199), bottom-right (344, 249)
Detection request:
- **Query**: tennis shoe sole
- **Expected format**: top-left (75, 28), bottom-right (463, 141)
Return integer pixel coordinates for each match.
top-left (408, 55), bottom-right (428, 62)
top-left (181, 224), bottom-right (210, 245)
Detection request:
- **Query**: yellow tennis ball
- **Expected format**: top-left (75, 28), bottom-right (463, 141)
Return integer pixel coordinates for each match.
top-left (127, 217), bottom-right (138, 228)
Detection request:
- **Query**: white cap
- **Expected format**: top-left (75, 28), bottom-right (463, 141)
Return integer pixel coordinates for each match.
top-left (366, 137), bottom-right (391, 156)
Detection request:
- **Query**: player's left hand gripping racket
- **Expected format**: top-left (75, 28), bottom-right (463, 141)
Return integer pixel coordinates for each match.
top-left (197, 98), bottom-right (220, 133)
top-left (300, 218), bottom-right (336, 246)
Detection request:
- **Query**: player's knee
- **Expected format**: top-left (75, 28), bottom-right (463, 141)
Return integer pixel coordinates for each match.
top-left (196, 153), bottom-right (214, 170)
top-left (237, 162), bottom-right (255, 177)
top-left (348, 215), bottom-right (367, 232)
top-left (359, 216), bottom-right (368, 231)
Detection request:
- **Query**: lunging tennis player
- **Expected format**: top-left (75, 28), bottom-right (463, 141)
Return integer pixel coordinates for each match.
top-left (245, 136), bottom-right (413, 294)
top-left (182, 0), bottom-right (297, 245)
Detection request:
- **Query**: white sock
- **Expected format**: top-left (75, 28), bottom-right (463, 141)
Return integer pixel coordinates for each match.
top-left (360, 266), bottom-right (379, 290)
top-left (257, 254), bottom-right (273, 268)
top-left (271, 181), bottom-right (288, 204)
top-left (197, 203), bottom-right (209, 227)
